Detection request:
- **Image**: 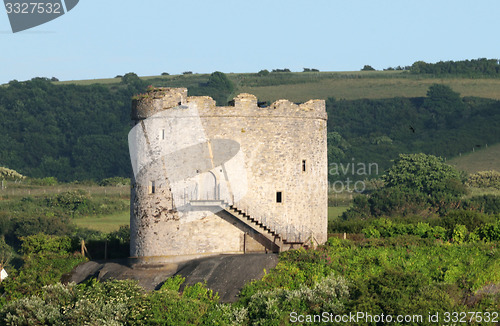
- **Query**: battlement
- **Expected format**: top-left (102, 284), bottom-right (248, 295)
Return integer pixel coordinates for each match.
top-left (131, 87), bottom-right (326, 121)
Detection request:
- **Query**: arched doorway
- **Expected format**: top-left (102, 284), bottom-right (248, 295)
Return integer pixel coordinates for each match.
top-left (199, 170), bottom-right (218, 200)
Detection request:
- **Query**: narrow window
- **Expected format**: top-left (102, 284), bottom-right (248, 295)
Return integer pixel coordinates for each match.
top-left (148, 181), bottom-right (156, 194)
top-left (302, 160), bottom-right (307, 172)
top-left (276, 191), bottom-right (282, 203)
top-left (160, 129), bottom-right (165, 140)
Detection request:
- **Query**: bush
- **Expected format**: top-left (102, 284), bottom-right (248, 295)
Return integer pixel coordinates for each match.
top-left (244, 274), bottom-right (349, 325)
top-left (439, 210), bottom-right (496, 231)
top-left (0, 280), bottom-right (143, 325)
top-left (341, 195), bottom-right (371, 220)
top-left (464, 195), bottom-right (500, 214)
top-left (451, 224), bottom-right (468, 244)
top-left (99, 177), bottom-right (130, 187)
top-left (350, 268), bottom-right (455, 318)
top-left (0, 234), bottom-right (85, 301)
top-left (0, 167), bottom-right (25, 181)
top-left (383, 153), bottom-right (465, 199)
top-left (467, 170), bottom-right (500, 189)
top-left (26, 177), bottom-right (57, 186)
top-left (44, 190), bottom-right (90, 215)
top-left (474, 219), bottom-right (500, 241)
top-left (368, 187), bottom-right (430, 217)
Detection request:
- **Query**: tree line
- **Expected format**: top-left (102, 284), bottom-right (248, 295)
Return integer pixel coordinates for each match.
top-left (0, 72), bottom-right (235, 182)
top-left (327, 84), bottom-right (500, 181)
top-left (0, 73), bottom-right (499, 182)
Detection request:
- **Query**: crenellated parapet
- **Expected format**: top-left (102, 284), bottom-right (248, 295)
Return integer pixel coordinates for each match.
top-left (131, 87), bottom-right (327, 121)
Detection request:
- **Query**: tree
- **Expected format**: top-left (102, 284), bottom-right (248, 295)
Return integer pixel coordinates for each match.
top-left (361, 65), bottom-right (375, 71)
top-left (257, 69), bottom-right (269, 76)
top-left (382, 153), bottom-right (465, 198)
top-left (206, 71), bottom-right (234, 94)
top-left (203, 71), bottom-right (235, 105)
top-left (424, 84), bottom-right (466, 128)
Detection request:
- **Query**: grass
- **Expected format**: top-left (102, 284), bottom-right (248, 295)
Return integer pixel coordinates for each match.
top-left (74, 209), bottom-right (129, 233)
top-left (54, 70), bottom-right (500, 103)
top-left (0, 182), bottom-right (130, 233)
top-left (328, 206), bottom-right (349, 221)
top-left (448, 143), bottom-right (500, 173)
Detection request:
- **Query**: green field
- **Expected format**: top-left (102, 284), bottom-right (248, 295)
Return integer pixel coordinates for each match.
top-left (448, 143), bottom-right (500, 173)
top-left (74, 209), bottom-right (129, 233)
top-left (57, 70), bottom-right (500, 102)
top-left (328, 205), bottom-right (349, 221)
top-left (0, 183), bottom-right (130, 233)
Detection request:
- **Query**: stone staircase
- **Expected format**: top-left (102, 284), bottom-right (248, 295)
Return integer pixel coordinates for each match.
top-left (223, 204), bottom-right (305, 252)
top-left (188, 200), bottom-right (308, 252)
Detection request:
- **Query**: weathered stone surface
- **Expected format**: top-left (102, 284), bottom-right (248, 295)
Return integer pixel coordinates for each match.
top-left (130, 88), bottom-right (327, 258)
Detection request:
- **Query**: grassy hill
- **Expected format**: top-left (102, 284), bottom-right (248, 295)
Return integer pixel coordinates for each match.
top-left (58, 70), bottom-right (500, 102)
top-left (448, 143), bottom-right (500, 173)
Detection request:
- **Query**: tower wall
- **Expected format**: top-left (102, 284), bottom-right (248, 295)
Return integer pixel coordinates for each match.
top-left (130, 88), bottom-right (327, 259)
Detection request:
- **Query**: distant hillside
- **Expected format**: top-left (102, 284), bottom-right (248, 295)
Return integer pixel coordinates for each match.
top-left (448, 143), bottom-right (500, 173)
top-left (57, 70), bottom-right (500, 103)
top-left (2, 69), bottom-right (500, 182)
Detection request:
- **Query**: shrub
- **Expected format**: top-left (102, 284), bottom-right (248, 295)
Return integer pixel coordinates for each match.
top-left (439, 210), bottom-right (496, 231)
top-left (130, 281), bottom-right (219, 325)
top-left (0, 280), bottom-right (144, 325)
top-left (244, 274), bottom-right (349, 325)
top-left (451, 224), bottom-right (468, 244)
top-left (26, 177), bottom-right (57, 186)
top-left (467, 170), bottom-right (500, 189)
top-left (383, 153), bottom-right (465, 199)
top-left (99, 177), bottom-right (130, 187)
top-left (474, 220), bottom-right (500, 241)
top-left (341, 195), bottom-right (371, 220)
top-left (350, 268), bottom-right (455, 317)
top-left (0, 167), bottom-right (25, 181)
top-left (44, 190), bottom-right (89, 215)
top-left (369, 187), bottom-right (430, 217)
top-left (464, 195), bottom-right (500, 214)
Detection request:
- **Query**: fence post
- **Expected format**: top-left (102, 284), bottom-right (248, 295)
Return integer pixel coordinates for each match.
top-left (104, 240), bottom-right (108, 260)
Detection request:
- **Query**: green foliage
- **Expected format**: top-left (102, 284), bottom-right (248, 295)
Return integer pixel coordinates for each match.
top-left (361, 65), bottom-right (375, 71)
top-left (467, 170), bottom-right (500, 189)
top-left (98, 176), bottom-right (130, 186)
top-left (350, 268), bottom-right (456, 321)
top-left (451, 224), bottom-right (468, 244)
top-left (243, 274), bottom-right (349, 325)
top-left (0, 234), bottom-right (85, 302)
top-left (257, 69), bottom-right (269, 76)
top-left (410, 58), bottom-right (500, 77)
top-left (26, 176), bottom-right (58, 186)
top-left (368, 186), bottom-right (431, 217)
top-left (438, 209), bottom-right (496, 232)
top-left (474, 219), bottom-right (500, 241)
top-left (0, 77), bottom-right (143, 181)
top-left (0, 167), bottom-right (25, 181)
top-left (160, 275), bottom-right (185, 292)
top-left (0, 280), bottom-right (143, 325)
top-left (20, 233), bottom-right (71, 257)
top-left (130, 281), bottom-right (219, 325)
top-left (464, 194), bottom-right (500, 214)
top-left (326, 91), bottom-right (500, 182)
top-left (383, 153), bottom-right (464, 197)
top-left (361, 218), bottom-right (447, 240)
top-left (44, 190), bottom-right (90, 215)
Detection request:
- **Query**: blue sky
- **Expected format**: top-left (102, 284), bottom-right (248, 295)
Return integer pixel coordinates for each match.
top-left (1, 0), bottom-right (499, 84)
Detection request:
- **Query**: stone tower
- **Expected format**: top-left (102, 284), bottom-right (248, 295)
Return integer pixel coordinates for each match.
top-left (129, 87), bottom-right (327, 261)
